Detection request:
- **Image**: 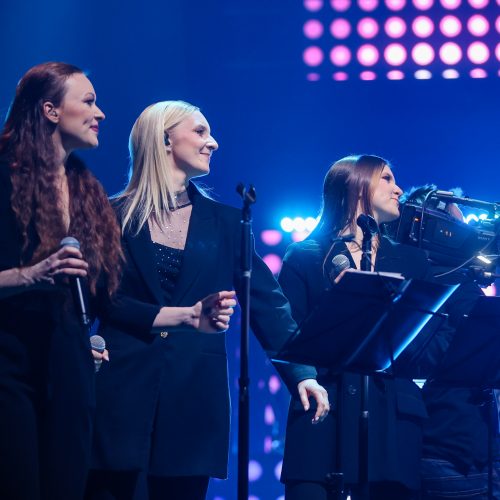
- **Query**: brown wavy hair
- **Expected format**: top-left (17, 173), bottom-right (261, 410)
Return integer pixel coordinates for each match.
top-left (0, 62), bottom-right (122, 295)
top-left (315, 154), bottom-right (390, 237)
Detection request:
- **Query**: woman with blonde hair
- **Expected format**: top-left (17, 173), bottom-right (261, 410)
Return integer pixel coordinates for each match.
top-left (87, 101), bottom-right (327, 500)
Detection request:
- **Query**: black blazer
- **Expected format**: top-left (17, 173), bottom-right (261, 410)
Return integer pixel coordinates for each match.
top-left (92, 183), bottom-right (315, 478)
top-left (278, 234), bottom-right (430, 489)
top-left (0, 162), bottom-right (95, 500)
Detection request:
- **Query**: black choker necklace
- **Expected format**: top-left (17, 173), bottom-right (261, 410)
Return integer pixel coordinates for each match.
top-left (168, 190), bottom-right (191, 211)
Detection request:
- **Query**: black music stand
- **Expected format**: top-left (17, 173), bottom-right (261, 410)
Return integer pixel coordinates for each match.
top-left (274, 271), bottom-right (457, 500)
top-left (428, 296), bottom-right (500, 500)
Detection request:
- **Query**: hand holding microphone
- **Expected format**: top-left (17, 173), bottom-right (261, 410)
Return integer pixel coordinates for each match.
top-left (90, 335), bottom-right (109, 373)
top-left (59, 237), bottom-right (91, 327)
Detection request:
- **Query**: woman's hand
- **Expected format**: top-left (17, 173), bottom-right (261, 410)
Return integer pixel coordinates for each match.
top-left (91, 348), bottom-right (110, 363)
top-left (191, 290), bottom-right (237, 333)
top-left (18, 246), bottom-right (88, 287)
top-left (297, 379), bottom-right (330, 424)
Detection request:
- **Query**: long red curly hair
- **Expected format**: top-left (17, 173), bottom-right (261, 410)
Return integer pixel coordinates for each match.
top-left (0, 62), bottom-right (122, 295)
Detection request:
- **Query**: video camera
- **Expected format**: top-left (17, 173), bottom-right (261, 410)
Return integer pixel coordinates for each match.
top-left (393, 188), bottom-right (500, 283)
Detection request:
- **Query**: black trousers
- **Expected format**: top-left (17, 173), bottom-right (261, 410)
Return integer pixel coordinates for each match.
top-left (85, 470), bottom-right (210, 500)
top-left (0, 317), bottom-right (94, 500)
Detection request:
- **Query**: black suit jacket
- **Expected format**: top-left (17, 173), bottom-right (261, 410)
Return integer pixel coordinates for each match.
top-left (92, 183), bottom-right (315, 478)
top-left (0, 162), bottom-right (95, 500)
top-left (278, 234), bottom-right (430, 489)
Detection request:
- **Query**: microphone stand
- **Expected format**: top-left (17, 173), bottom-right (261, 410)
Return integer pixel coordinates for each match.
top-left (236, 183), bottom-right (256, 500)
top-left (357, 215), bottom-right (378, 500)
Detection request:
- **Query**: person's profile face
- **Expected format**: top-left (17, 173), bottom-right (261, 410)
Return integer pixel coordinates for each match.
top-left (370, 165), bottom-right (402, 224)
top-left (52, 73), bottom-right (105, 152)
top-left (166, 110), bottom-right (218, 180)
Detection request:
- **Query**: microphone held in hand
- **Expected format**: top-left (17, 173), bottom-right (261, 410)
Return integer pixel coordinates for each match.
top-left (90, 335), bottom-right (106, 373)
top-left (59, 237), bottom-right (91, 327)
top-left (329, 254), bottom-right (351, 284)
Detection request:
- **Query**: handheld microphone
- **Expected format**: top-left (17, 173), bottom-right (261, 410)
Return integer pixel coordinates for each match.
top-left (90, 335), bottom-right (106, 373)
top-left (329, 254), bottom-right (351, 284)
top-left (60, 237), bottom-right (91, 327)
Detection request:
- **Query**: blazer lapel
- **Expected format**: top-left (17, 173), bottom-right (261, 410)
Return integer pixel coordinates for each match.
top-left (170, 186), bottom-right (216, 306)
top-left (125, 223), bottom-right (165, 305)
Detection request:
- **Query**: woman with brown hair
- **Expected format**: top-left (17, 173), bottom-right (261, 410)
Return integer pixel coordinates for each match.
top-left (0, 62), bottom-right (123, 500)
top-left (279, 155), bottom-right (431, 500)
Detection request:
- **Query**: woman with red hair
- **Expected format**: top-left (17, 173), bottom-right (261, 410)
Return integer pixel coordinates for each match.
top-left (0, 62), bottom-right (123, 500)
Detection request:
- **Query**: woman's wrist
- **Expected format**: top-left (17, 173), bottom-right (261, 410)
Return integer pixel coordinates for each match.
top-left (153, 305), bottom-right (198, 328)
top-left (16, 267), bottom-right (34, 287)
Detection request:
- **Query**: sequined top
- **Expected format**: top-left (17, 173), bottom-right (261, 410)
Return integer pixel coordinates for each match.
top-left (152, 242), bottom-right (184, 305)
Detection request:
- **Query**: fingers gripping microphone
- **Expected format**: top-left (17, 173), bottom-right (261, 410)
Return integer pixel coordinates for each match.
top-left (60, 237), bottom-right (91, 328)
top-left (329, 254), bottom-right (351, 284)
top-left (90, 335), bottom-right (106, 373)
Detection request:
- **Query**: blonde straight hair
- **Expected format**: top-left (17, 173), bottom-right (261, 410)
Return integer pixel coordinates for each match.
top-left (116, 100), bottom-right (199, 234)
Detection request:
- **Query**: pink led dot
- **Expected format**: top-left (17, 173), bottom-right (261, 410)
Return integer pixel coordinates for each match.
top-left (387, 70), bottom-right (405, 79)
top-left (496, 16), bottom-right (500, 33)
top-left (306, 72), bottom-right (321, 81)
top-left (304, 0), bottom-right (324, 11)
top-left (264, 436), bottom-right (272, 454)
top-left (467, 14), bottom-right (489, 36)
top-left (274, 461), bottom-right (283, 481)
top-left (440, 0), bottom-right (461, 8)
top-left (303, 46), bottom-right (324, 66)
top-left (412, 42), bottom-right (435, 64)
top-left (331, 0), bottom-right (352, 11)
top-left (467, 41), bottom-right (489, 63)
top-left (292, 231), bottom-right (308, 242)
top-left (360, 70), bottom-right (377, 80)
top-left (332, 71), bottom-right (349, 80)
top-left (330, 18), bottom-right (352, 38)
top-left (496, 42), bottom-right (500, 61)
top-left (384, 43), bottom-right (407, 65)
top-left (248, 460), bottom-right (263, 482)
top-left (385, 0), bottom-right (406, 10)
top-left (440, 15), bottom-right (462, 36)
top-left (262, 254), bottom-right (282, 275)
top-left (358, 0), bottom-right (379, 10)
top-left (304, 19), bottom-right (324, 38)
top-left (413, 0), bottom-right (434, 10)
top-left (358, 18), bottom-right (379, 38)
top-left (442, 68), bottom-right (460, 78)
top-left (470, 68), bottom-right (488, 77)
top-left (414, 69), bottom-right (433, 79)
top-left (268, 374), bottom-right (281, 394)
top-left (357, 44), bottom-right (379, 65)
top-left (260, 229), bottom-right (282, 246)
top-left (439, 42), bottom-right (462, 64)
top-left (330, 45), bottom-right (352, 66)
top-left (468, 0), bottom-right (489, 7)
top-left (385, 17), bottom-right (407, 37)
top-left (412, 16), bottom-right (434, 37)
top-left (264, 404), bottom-right (276, 425)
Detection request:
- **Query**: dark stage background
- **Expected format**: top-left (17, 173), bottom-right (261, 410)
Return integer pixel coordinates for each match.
top-left (2, 1), bottom-right (499, 499)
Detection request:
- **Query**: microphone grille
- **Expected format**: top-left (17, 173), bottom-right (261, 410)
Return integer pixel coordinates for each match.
top-left (332, 254), bottom-right (350, 273)
top-left (90, 334), bottom-right (106, 353)
top-left (60, 236), bottom-right (80, 249)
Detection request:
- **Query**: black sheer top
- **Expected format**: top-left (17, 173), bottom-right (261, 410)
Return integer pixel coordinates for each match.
top-left (152, 242), bottom-right (184, 305)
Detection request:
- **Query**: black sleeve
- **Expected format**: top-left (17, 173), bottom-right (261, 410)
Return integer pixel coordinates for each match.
top-left (234, 233), bottom-right (317, 393)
